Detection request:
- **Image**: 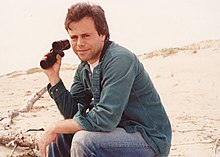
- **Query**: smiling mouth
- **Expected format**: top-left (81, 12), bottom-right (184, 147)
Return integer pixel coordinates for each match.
top-left (77, 49), bottom-right (90, 54)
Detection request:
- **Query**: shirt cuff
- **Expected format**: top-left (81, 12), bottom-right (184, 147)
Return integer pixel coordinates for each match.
top-left (47, 80), bottom-right (67, 99)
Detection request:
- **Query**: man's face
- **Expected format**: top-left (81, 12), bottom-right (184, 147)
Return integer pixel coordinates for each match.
top-left (68, 16), bottom-right (106, 64)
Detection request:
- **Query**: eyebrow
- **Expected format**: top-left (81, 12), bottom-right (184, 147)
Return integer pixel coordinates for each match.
top-left (70, 32), bottom-right (92, 38)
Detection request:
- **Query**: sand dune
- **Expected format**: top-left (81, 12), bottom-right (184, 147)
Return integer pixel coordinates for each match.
top-left (0, 40), bottom-right (220, 157)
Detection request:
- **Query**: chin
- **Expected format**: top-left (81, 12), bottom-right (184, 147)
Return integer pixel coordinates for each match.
top-left (78, 56), bottom-right (89, 62)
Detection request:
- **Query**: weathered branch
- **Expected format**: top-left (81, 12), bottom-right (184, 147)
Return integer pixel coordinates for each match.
top-left (0, 129), bottom-right (42, 150)
top-left (0, 129), bottom-right (44, 157)
top-left (0, 86), bottom-right (47, 156)
top-left (0, 86), bottom-right (47, 129)
top-left (19, 86), bottom-right (47, 112)
top-left (213, 137), bottom-right (220, 157)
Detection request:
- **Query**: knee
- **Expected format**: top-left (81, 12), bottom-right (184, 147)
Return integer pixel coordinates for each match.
top-left (70, 130), bottom-right (96, 156)
top-left (72, 130), bottom-right (95, 146)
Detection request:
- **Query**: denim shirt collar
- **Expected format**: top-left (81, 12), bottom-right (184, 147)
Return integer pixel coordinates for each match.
top-left (81, 40), bottom-right (112, 105)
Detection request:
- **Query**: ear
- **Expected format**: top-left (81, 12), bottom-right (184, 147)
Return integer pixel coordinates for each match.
top-left (100, 34), bottom-right (106, 42)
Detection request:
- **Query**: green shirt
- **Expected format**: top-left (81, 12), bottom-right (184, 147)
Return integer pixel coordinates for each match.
top-left (48, 41), bottom-right (172, 157)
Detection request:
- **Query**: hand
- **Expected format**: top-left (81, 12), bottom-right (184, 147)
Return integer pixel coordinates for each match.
top-left (38, 119), bottom-right (83, 156)
top-left (39, 126), bottom-right (58, 157)
top-left (43, 54), bottom-right (62, 86)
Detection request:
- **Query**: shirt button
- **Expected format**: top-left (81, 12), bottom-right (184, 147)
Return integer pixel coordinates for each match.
top-left (94, 70), bottom-right (98, 74)
top-left (55, 89), bottom-right (59, 92)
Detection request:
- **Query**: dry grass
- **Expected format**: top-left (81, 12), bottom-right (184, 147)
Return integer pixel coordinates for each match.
top-left (6, 71), bottom-right (25, 78)
top-left (26, 68), bottom-right (42, 75)
top-left (138, 39), bottom-right (220, 60)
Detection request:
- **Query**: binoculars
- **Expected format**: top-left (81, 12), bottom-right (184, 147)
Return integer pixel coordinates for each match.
top-left (40, 39), bottom-right (70, 69)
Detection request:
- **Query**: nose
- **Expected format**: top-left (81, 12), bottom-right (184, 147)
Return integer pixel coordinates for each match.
top-left (76, 37), bottom-right (84, 47)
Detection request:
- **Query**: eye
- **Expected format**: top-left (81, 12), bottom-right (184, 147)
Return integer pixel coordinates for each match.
top-left (82, 34), bottom-right (90, 38)
top-left (71, 35), bottom-right (78, 41)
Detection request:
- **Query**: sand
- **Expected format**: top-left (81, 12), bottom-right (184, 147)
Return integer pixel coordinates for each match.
top-left (0, 40), bottom-right (220, 157)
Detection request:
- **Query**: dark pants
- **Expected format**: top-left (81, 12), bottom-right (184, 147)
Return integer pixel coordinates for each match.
top-left (48, 134), bottom-right (74, 157)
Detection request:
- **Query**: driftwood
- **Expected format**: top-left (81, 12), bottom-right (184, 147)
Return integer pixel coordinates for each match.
top-left (213, 137), bottom-right (220, 157)
top-left (0, 86), bottom-right (47, 156)
top-left (0, 129), bottom-right (41, 149)
top-left (0, 86), bottom-right (47, 127)
top-left (0, 128), bottom-right (44, 157)
top-left (0, 110), bottom-right (20, 130)
top-left (19, 86), bottom-right (47, 112)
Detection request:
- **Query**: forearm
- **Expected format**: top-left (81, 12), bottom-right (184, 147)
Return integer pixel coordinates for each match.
top-left (49, 119), bottom-right (84, 134)
top-left (47, 80), bottom-right (79, 119)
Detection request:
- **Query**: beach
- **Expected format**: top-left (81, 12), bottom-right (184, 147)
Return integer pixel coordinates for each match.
top-left (0, 40), bottom-right (220, 157)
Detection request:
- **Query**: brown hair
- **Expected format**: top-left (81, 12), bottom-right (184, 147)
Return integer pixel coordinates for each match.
top-left (65, 2), bottom-right (110, 40)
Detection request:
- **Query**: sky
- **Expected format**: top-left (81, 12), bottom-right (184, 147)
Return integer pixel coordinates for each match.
top-left (0, 0), bottom-right (220, 75)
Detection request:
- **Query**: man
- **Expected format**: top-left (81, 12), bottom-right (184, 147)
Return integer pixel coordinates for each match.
top-left (39, 2), bottom-right (172, 157)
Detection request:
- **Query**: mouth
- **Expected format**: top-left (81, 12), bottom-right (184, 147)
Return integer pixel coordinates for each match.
top-left (76, 49), bottom-right (90, 55)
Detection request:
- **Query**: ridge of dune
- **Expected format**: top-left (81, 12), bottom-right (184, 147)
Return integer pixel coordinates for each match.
top-left (2, 39), bottom-right (220, 79)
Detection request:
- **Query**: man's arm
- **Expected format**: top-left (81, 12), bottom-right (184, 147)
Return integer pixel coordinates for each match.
top-left (39, 119), bottom-right (83, 157)
top-left (44, 55), bottom-right (92, 119)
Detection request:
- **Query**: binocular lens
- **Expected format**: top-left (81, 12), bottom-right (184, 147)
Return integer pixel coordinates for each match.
top-left (52, 40), bottom-right (70, 51)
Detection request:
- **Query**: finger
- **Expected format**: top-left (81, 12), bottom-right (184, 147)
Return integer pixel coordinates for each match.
top-left (56, 54), bottom-right (62, 64)
top-left (39, 138), bottom-right (47, 157)
top-left (56, 54), bottom-right (62, 60)
top-left (39, 145), bottom-right (47, 157)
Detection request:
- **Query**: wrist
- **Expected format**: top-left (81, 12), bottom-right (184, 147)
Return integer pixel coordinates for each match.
top-left (51, 123), bottom-right (57, 134)
top-left (49, 76), bottom-right (61, 86)
top-left (45, 123), bottom-right (57, 135)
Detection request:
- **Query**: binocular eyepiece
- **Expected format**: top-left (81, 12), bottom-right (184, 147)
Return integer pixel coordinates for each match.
top-left (40, 39), bottom-right (70, 69)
